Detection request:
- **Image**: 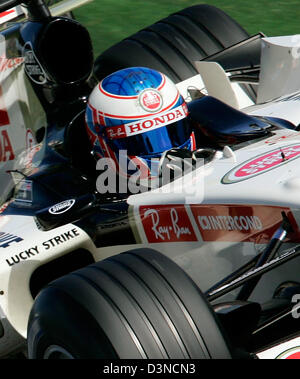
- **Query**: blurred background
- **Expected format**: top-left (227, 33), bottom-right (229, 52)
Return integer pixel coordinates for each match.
top-left (73, 0), bottom-right (300, 57)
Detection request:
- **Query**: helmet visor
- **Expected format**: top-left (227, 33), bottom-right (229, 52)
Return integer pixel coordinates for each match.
top-left (106, 118), bottom-right (192, 157)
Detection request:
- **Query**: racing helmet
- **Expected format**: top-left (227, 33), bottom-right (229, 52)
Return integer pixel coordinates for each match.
top-left (85, 67), bottom-right (195, 189)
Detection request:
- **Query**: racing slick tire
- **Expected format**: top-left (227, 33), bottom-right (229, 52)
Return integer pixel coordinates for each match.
top-left (94, 4), bottom-right (250, 83)
top-left (27, 248), bottom-right (232, 359)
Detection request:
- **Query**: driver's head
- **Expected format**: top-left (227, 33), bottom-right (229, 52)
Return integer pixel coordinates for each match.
top-left (85, 67), bottom-right (195, 188)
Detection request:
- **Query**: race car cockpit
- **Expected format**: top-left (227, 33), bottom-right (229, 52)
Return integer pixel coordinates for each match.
top-left (188, 95), bottom-right (296, 149)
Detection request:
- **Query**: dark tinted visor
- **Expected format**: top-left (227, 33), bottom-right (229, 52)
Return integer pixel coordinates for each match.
top-left (107, 118), bottom-right (192, 157)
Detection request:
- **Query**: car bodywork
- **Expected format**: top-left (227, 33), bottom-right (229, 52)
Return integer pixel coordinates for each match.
top-left (0, 0), bottom-right (299, 359)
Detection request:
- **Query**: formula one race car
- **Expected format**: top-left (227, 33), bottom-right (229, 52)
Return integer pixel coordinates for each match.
top-left (0, 0), bottom-right (299, 360)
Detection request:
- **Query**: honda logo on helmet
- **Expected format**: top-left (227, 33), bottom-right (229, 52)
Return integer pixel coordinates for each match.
top-left (139, 89), bottom-right (163, 112)
top-left (105, 104), bottom-right (189, 139)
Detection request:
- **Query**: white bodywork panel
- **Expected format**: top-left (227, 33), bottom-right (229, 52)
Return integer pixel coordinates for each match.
top-left (195, 61), bottom-right (240, 109)
top-left (257, 336), bottom-right (300, 359)
top-left (245, 92), bottom-right (300, 126)
top-left (257, 36), bottom-right (300, 104)
top-left (175, 69), bottom-right (254, 110)
top-left (177, 34), bottom-right (300, 114)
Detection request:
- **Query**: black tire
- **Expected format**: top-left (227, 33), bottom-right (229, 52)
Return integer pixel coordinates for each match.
top-left (93, 4), bottom-right (250, 82)
top-left (27, 248), bottom-right (232, 359)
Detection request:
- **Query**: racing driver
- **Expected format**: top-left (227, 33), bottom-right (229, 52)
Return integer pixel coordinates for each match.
top-left (85, 66), bottom-right (196, 193)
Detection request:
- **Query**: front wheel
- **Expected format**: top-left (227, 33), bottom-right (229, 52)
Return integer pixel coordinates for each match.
top-left (27, 248), bottom-right (232, 359)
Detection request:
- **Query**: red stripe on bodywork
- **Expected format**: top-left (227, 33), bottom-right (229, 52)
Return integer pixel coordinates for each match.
top-left (0, 10), bottom-right (15, 18)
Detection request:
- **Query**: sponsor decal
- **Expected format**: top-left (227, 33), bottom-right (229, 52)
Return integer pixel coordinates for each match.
top-left (138, 204), bottom-right (299, 244)
top-left (21, 144), bottom-right (41, 169)
top-left (18, 130), bottom-right (41, 169)
top-left (105, 104), bottom-right (188, 140)
top-left (222, 144), bottom-right (300, 184)
top-left (6, 246), bottom-right (39, 267)
top-left (276, 347), bottom-right (300, 359)
top-left (23, 42), bottom-right (48, 85)
top-left (0, 84), bottom-right (10, 127)
top-left (0, 232), bottom-right (23, 248)
top-left (49, 199), bottom-right (75, 215)
top-left (139, 89), bottom-right (163, 113)
top-left (0, 201), bottom-right (9, 214)
top-left (0, 57), bottom-right (24, 73)
top-left (190, 205), bottom-right (298, 243)
top-left (0, 129), bottom-right (14, 161)
top-left (42, 228), bottom-right (80, 250)
top-left (6, 228), bottom-right (80, 266)
top-left (140, 205), bottom-right (197, 243)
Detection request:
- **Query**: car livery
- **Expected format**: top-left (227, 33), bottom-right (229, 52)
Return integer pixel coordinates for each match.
top-left (0, 0), bottom-right (298, 360)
